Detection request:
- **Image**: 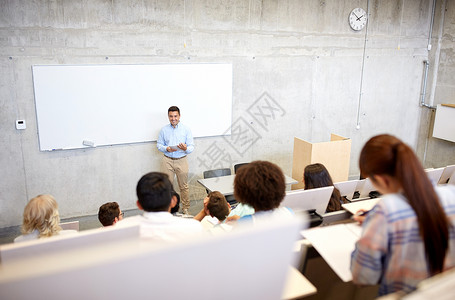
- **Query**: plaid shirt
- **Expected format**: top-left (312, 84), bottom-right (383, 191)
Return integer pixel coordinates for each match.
top-left (350, 185), bottom-right (455, 296)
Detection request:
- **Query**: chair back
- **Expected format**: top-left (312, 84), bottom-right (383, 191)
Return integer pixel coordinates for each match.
top-left (234, 163), bottom-right (249, 174)
top-left (59, 221), bottom-right (80, 231)
top-left (203, 168), bottom-right (231, 179)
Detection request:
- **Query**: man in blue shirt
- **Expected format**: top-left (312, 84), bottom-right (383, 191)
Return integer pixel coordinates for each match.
top-left (157, 106), bottom-right (194, 214)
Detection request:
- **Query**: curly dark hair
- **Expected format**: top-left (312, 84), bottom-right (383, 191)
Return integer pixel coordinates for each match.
top-left (234, 160), bottom-right (285, 211)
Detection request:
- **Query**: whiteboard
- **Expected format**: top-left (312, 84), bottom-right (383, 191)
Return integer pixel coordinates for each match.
top-left (433, 104), bottom-right (455, 143)
top-left (32, 64), bottom-right (233, 151)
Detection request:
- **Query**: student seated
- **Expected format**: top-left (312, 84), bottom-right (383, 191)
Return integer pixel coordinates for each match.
top-left (118, 172), bottom-right (203, 242)
top-left (14, 194), bottom-right (77, 243)
top-left (231, 160), bottom-right (293, 223)
top-left (226, 202), bottom-right (255, 221)
top-left (303, 163), bottom-right (348, 212)
top-left (350, 134), bottom-right (455, 296)
top-left (170, 190), bottom-right (180, 215)
top-left (98, 202), bottom-right (124, 227)
top-left (170, 190), bottom-right (193, 218)
top-left (194, 191), bottom-right (232, 233)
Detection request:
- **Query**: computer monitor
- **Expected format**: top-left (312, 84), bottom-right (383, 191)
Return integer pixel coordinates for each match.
top-left (333, 180), bottom-right (358, 200)
top-left (449, 173), bottom-right (455, 185)
top-left (0, 223), bottom-right (139, 264)
top-left (438, 165), bottom-right (455, 185)
top-left (356, 178), bottom-right (377, 199)
top-left (281, 186), bottom-right (334, 215)
top-left (425, 167), bottom-right (444, 185)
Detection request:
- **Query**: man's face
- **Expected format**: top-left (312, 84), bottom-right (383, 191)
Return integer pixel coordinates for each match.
top-left (168, 111), bottom-right (180, 127)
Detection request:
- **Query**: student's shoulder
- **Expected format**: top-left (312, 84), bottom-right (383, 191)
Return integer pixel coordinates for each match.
top-left (436, 185), bottom-right (455, 206)
top-left (14, 230), bottom-right (39, 243)
top-left (116, 215), bottom-right (143, 227)
top-left (239, 214), bottom-right (253, 222)
top-left (378, 193), bottom-right (408, 210)
top-left (436, 184), bottom-right (455, 197)
top-left (59, 229), bottom-right (78, 236)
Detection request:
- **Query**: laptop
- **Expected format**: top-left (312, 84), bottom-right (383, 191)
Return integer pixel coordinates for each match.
top-left (334, 180), bottom-right (358, 200)
top-left (438, 165), bottom-right (455, 185)
top-left (425, 167), bottom-right (444, 185)
top-left (449, 173), bottom-right (455, 185)
top-left (355, 178), bottom-right (378, 200)
top-left (281, 186), bottom-right (334, 215)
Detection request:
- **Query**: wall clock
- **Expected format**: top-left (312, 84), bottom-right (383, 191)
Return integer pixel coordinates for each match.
top-left (349, 8), bottom-right (367, 31)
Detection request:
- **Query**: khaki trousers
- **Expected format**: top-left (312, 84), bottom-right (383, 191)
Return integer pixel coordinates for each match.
top-left (161, 155), bottom-right (189, 210)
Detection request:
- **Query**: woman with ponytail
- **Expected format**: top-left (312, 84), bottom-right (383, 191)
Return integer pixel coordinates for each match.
top-left (350, 134), bottom-right (455, 296)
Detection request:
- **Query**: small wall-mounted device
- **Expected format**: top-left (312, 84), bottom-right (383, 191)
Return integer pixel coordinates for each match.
top-left (16, 120), bottom-right (26, 130)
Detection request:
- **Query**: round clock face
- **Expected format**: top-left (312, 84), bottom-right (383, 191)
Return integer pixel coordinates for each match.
top-left (349, 8), bottom-right (367, 31)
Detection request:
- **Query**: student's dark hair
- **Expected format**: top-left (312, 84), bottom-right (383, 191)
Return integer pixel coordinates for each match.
top-left (170, 190), bottom-right (181, 214)
top-left (206, 191), bottom-right (230, 221)
top-left (168, 106), bottom-right (180, 115)
top-left (136, 172), bottom-right (173, 212)
top-left (359, 134), bottom-right (449, 275)
top-left (234, 160), bottom-right (285, 211)
top-left (303, 163), bottom-right (345, 212)
top-left (98, 202), bottom-right (120, 226)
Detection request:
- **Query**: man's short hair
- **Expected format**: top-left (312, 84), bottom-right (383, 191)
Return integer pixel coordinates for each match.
top-left (206, 191), bottom-right (229, 221)
top-left (234, 160), bottom-right (285, 211)
top-left (168, 106), bottom-right (180, 115)
top-left (98, 202), bottom-right (120, 226)
top-left (136, 172), bottom-right (172, 212)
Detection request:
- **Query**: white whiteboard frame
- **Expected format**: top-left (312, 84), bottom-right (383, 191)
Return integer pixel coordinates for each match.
top-left (32, 63), bottom-right (233, 151)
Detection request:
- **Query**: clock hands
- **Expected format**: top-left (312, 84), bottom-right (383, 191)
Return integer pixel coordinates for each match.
top-left (352, 11), bottom-right (365, 21)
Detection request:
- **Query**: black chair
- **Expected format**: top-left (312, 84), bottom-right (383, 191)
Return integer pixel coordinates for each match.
top-left (203, 168), bottom-right (231, 179)
top-left (234, 163), bottom-right (249, 174)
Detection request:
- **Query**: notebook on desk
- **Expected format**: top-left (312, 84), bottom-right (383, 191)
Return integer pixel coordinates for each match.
top-left (301, 223), bottom-right (362, 282)
top-left (281, 186), bottom-right (333, 215)
top-left (342, 198), bottom-right (380, 215)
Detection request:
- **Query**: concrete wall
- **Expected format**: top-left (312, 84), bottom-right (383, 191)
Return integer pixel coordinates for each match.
top-left (1, 0), bottom-right (454, 228)
top-left (416, 0), bottom-right (455, 167)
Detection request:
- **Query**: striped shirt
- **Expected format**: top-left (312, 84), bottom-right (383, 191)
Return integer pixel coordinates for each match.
top-left (350, 185), bottom-right (455, 296)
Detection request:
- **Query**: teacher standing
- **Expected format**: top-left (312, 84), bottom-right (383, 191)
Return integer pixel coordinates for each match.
top-left (157, 106), bottom-right (194, 215)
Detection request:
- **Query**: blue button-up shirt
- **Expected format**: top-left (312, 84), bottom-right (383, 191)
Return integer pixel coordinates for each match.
top-left (157, 123), bottom-right (194, 158)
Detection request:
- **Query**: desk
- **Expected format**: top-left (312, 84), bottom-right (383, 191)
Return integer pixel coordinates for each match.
top-left (301, 223), bottom-right (361, 282)
top-left (197, 174), bottom-right (298, 196)
top-left (282, 266), bottom-right (317, 299)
